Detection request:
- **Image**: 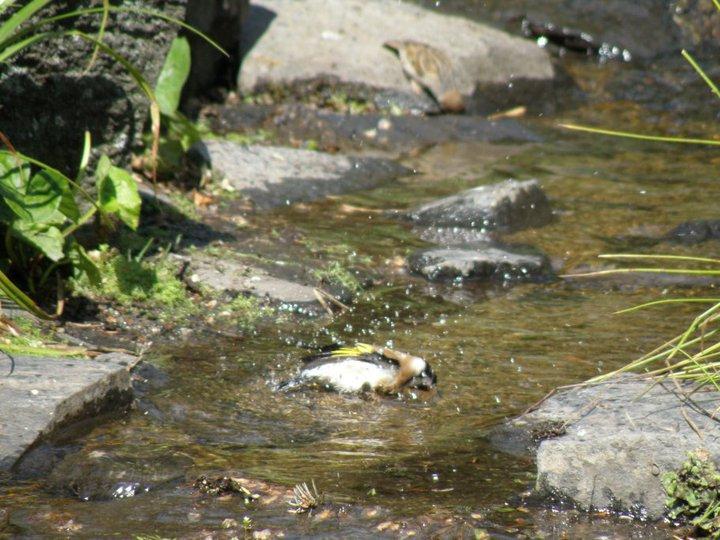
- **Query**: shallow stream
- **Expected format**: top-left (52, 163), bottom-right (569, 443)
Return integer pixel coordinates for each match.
top-left (3, 2), bottom-right (720, 538)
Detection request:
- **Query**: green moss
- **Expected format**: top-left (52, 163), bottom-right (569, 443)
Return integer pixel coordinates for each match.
top-left (0, 316), bottom-right (88, 358)
top-left (663, 450), bottom-right (720, 536)
top-left (327, 91), bottom-right (372, 114)
top-left (222, 129), bottom-right (273, 146)
top-left (312, 261), bottom-right (361, 294)
top-left (71, 247), bottom-right (197, 320)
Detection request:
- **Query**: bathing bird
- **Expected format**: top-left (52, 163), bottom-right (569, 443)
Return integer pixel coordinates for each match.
top-left (383, 39), bottom-right (465, 113)
top-left (280, 343), bottom-right (437, 394)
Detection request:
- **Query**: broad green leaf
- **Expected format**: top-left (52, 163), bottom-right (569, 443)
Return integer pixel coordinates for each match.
top-left (11, 222), bottom-right (65, 261)
top-left (96, 154), bottom-right (111, 181)
top-left (0, 153), bottom-right (32, 220)
top-left (23, 170), bottom-right (66, 223)
top-left (155, 36), bottom-right (191, 115)
top-left (98, 164), bottom-right (141, 230)
top-left (68, 241), bottom-right (101, 286)
top-left (30, 168), bottom-right (79, 222)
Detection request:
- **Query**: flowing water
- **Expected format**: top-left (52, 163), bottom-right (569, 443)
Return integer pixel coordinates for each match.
top-left (3, 4), bottom-right (720, 538)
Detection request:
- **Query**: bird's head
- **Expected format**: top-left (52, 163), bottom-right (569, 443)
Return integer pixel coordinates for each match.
top-left (407, 358), bottom-right (437, 390)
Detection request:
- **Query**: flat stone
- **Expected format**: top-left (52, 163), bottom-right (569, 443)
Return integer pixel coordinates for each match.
top-left (188, 141), bottom-right (410, 209)
top-left (187, 256), bottom-right (319, 310)
top-left (408, 245), bottom-right (552, 283)
top-left (405, 179), bottom-right (552, 233)
top-left (239, 0), bottom-right (555, 112)
top-left (497, 375), bottom-right (720, 519)
top-left (0, 353), bottom-right (137, 473)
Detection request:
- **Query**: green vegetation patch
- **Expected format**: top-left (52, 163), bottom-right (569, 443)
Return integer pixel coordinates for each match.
top-left (663, 450), bottom-right (720, 536)
top-left (0, 316), bottom-right (87, 358)
top-left (71, 246), bottom-right (196, 319)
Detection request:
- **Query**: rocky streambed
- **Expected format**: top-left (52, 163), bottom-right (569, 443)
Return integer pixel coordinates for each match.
top-left (2, 0), bottom-right (720, 538)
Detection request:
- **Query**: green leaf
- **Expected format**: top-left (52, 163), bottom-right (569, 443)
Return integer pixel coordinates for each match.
top-left (155, 36), bottom-right (191, 116)
top-left (11, 222), bottom-right (65, 261)
top-left (0, 0), bottom-right (53, 45)
top-left (97, 161), bottom-right (141, 230)
top-left (23, 170), bottom-right (66, 223)
top-left (0, 153), bottom-right (32, 220)
top-left (96, 154), bottom-right (111, 181)
top-left (68, 241), bottom-right (101, 286)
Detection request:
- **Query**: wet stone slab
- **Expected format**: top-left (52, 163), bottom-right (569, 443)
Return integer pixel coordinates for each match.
top-left (188, 141), bottom-right (410, 209)
top-left (493, 374), bottom-right (720, 519)
top-left (186, 256), bottom-right (321, 314)
top-left (408, 245), bottom-right (552, 283)
top-left (0, 353), bottom-right (137, 473)
top-left (405, 179), bottom-right (552, 233)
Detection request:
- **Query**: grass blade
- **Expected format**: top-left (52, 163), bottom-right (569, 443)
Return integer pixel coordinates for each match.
top-left (563, 268), bottom-right (720, 278)
top-left (615, 298), bottom-right (720, 315)
top-left (0, 0), bottom-right (53, 44)
top-left (0, 268), bottom-right (55, 320)
top-left (598, 253), bottom-right (720, 265)
top-left (85, 0), bottom-right (110, 72)
top-left (681, 49), bottom-right (720, 101)
top-left (560, 124), bottom-right (720, 146)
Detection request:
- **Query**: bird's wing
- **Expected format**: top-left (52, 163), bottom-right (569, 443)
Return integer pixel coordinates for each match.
top-left (301, 343), bottom-right (399, 368)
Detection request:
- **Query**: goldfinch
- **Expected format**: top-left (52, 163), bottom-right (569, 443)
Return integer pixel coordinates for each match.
top-left (280, 343), bottom-right (437, 394)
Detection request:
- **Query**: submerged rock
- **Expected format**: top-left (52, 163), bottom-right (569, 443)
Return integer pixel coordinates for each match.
top-left (1, 353), bottom-right (137, 474)
top-left (188, 141), bottom-right (410, 209)
top-left (495, 374), bottom-right (720, 519)
top-left (406, 179), bottom-right (552, 233)
top-left (47, 448), bottom-right (190, 501)
top-left (408, 245), bottom-right (552, 283)
top-left (239, 0), bottom-right (555, 114)
top-left (665, 219), bottom-right (720, 245)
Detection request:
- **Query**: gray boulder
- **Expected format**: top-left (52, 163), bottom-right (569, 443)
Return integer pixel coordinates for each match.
top-left (496, 374), bottom-right (720, 519)
top-left (188, 141), bottom-right (410, 208)
top-left (1, 353), bottom-right (137, 474)
top-left (406, 179), bottom-right (552, 233)
top-left (408, 245), bottom-right (552, 283)
top-left (239, 0), bottom-right (555, 113)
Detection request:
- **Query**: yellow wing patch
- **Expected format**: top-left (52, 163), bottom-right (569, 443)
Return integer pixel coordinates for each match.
top-left (330, 343), bottom-right (375, 358)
